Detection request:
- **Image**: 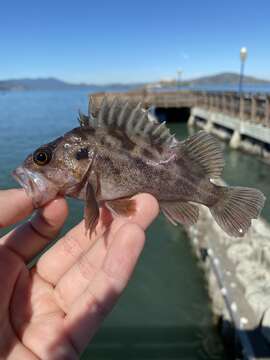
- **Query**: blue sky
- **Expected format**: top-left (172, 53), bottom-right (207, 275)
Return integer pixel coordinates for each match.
top-left (1, 0), bottom-right (270, 83)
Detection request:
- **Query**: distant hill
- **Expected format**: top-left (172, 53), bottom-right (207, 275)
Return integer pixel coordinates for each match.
top-left (183, 72), bottom-right (270, 85)
top-left (1, 73), bottom-right (270, 92)
top-left (0, 77), bottom-right (74, 91)
top-left (156, 72), bottom-right (270, 88)
top-left (0, 77), bottom-right (143, 91)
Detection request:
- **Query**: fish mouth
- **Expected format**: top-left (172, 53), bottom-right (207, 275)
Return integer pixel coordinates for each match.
top-left (12, 166), bottom-right (58, 208)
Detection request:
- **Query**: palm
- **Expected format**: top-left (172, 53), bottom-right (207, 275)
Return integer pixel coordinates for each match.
top-left (9, 261), bottom-right (70, 359)
top-left (0, 190), bottom-right (158, 359)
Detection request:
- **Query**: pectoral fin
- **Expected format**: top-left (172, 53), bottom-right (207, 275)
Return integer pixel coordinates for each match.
top-left (106, 198), bottom-right (136, 217)
top-left (161, 201), bottom-right (199, 226)
top-left (84, 182), bottom-right (100, 236)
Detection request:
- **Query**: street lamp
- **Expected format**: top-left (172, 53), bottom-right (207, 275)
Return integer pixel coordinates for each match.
top-left (177, 69), bottom-right (182, 90)
top-left (239, 47), bottom-right (248, 94)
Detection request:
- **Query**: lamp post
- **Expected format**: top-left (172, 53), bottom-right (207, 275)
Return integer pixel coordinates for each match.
top-left (177, 69), bottom-right (182, 90)
top-left (239, 47), bottom-right (248, 94)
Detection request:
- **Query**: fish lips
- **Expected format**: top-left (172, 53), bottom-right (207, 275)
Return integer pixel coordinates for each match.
top-left (12, 166), bottom-right (58, 208)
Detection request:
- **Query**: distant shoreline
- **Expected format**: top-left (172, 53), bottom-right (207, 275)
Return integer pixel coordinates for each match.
top-left (1, 72), bottom-right (270, 92)
top-left (1, 84), bottom-right (270, 94)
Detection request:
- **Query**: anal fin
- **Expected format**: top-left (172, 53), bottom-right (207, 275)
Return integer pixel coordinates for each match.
top-left (106, 198), bottom-right (136, 217)
top-left (161, 201), bottom-right (199, 226)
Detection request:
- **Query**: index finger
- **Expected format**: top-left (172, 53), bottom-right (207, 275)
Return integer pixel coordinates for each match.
top-left (0, 189), bottom-right (33, 228)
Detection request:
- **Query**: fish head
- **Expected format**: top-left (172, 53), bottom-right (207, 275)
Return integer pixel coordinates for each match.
top-left (13, 129), bottom-right (95, 207)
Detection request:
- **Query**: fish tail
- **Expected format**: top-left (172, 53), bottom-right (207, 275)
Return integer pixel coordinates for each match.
top-left (209, 186), bottom-right (265, 237)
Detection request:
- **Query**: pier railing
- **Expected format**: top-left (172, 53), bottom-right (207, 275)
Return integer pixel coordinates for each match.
top-left (194, 92), bottom-right (270, 127)
top-left (91, 91), bottom-right (270, 127)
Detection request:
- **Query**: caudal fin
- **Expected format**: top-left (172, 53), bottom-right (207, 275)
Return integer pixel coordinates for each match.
top-left (210, 186), bottom-right (265, 237)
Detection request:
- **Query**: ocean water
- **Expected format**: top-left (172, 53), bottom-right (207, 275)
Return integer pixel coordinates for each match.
top-left (1, 89), bottom-right (269, 359)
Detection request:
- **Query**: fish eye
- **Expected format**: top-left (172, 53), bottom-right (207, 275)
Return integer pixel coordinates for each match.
top-left (33, 148), bottom-right (52, 166)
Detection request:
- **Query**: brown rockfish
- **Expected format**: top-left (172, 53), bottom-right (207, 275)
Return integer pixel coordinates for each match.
top-left (13, 97), bottom-right (265, 237)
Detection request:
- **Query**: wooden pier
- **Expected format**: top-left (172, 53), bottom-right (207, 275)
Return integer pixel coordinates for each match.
top-left (91, 90), bottom-right (270, 155)
top-left (91, 90), bottom-right (270, 127)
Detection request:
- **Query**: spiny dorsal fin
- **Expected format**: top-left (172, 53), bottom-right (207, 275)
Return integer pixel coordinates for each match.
top-left (88, 96), bottom-right (176, 147)
top-left (89, 95), bottom-right (99, 118)
top-left (182, 131), bottom-right (224, 178)
top-left (78, 110), bottom-right (90, 127)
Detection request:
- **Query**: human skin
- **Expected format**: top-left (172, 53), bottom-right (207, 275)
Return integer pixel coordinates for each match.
top-left (0, 189), bottom-right (159, 359)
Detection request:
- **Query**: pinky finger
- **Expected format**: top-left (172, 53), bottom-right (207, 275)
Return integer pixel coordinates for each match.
top-left (64, 223), bottom-right (145, 354)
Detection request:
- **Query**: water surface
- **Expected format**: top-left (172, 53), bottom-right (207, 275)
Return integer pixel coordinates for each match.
top-left (2, 90), bottom-right (269, 359)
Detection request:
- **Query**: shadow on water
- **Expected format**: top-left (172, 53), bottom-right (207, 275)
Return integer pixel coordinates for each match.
top-left (82, 326), bottom-right (270, 359)
top-left (81, 326), bottom-right (226, 360)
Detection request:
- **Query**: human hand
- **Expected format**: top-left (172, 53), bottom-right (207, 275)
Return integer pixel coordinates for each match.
top-left (0, 189), bottom-right (159, 359)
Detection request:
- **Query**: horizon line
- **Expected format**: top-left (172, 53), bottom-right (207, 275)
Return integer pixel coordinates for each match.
top-left (1, 71), bottom-right (270, 85)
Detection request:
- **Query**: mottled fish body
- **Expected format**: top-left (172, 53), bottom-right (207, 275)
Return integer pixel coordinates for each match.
top-left (13, 97), bottom-right (265, 237)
